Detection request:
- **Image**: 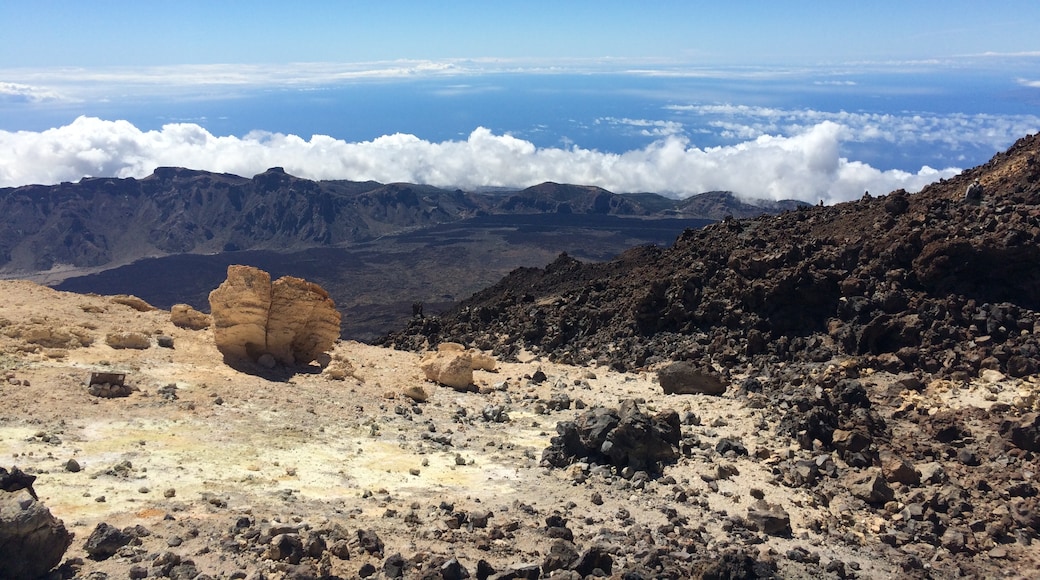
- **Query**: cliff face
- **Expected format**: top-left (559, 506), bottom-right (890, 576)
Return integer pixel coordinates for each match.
top-left (0, 169), bottom-right (797, 277)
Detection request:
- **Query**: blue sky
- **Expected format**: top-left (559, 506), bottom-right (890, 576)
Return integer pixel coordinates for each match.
top-left (1, 1), bottom-right (1039, 202)
top-left (4, 1), bottom-right (1039, 67)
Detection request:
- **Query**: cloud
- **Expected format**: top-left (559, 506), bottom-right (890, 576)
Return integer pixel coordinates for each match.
top-left (0, 116), bottom-right (960, 204)
top-left (664, 104), bottom-right (1040, 152)
top-left (0, 81), bottom-right (67, 103)
top-left (596, 117), bottom-right (686, 138)
top-left (1018, 78), bottom-right (1040, 88)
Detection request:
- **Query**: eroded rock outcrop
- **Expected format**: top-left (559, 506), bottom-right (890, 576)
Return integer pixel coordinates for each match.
top-left (0, 494), bottom-right (73, 579)
top-left (208, 265), bottom-right (341, 366)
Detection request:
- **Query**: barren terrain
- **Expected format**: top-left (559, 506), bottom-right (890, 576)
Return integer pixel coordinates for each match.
top-left (2, 280), bottom-right (1038, 579)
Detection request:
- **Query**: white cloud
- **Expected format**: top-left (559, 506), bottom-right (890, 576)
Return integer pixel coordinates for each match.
top-left (664, 103), bottom-right (1040, 152)
top-left (1017, 78), bottom-right (1040, 88)
top-left (596, 117), bottom-right (686, 138)
top-left (0, 81), bottom-right (67, 103)
top-left (0, 116), bottom-right (959, 204)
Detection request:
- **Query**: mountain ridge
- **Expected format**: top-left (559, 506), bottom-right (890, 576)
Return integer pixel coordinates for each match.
top-left (0, 168), bottom-right (804, 280)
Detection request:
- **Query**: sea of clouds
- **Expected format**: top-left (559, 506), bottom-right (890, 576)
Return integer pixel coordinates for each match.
top-left (0, 116), bottom-right (961, 204)
top-left (4, 59), bottom-right (1039, 204)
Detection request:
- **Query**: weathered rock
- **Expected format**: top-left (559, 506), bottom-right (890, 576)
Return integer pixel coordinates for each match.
top-left (747, 500), bottom-right (792, 536)
top-left (357, 528), bottom-right (384, 556)
top-left (0, 467), bottom-right (38, 500)
top-left (469, 349), bottom-right (498, 371)
top-left (0, 495), bottom-right (72, 579)
top-left (879, 450), bottom-right (920, 485)
top-left (1002, 413), bottom-right (1040, 452)
top-left (542, 399), bottom-right (680, 472)
top-left (324, 359), bottom-right (356, 381)
top-left (18, 325), bottom-right (94, 349)
top-left (170, 303), bottom-right (211, 330)
top-left (265, 533), bottom-right (304, 564)
top-left (105, 331), bottom-right (151, 349)
top-left (439, 557), bottom-right (470, 580)
top-left (382, 552), bottom-right (409, 578)
top-left (402, 384), bottom-right (429, 402)
top-left (83, 521), bottom-right (132, 560)
top-left (573, 546), bottom-right (614, 576)
top-left (419, 348), bottom-right (474, 391)
top-left (208, 265), bottom-right (340, 366)
top-left (657, 361), bottom-right (727, 395)
top-left (850, 470), bottom-right (895, 505)
top-left (110, 294), bottom-right (156, 312)
top-left (87, 380), bottom-right (133, 398)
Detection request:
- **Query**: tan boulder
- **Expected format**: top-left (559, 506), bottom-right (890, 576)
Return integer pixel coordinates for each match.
top-left (20, 326), bottom-right (93, 349)
top-left (469, 349), bottom-right (497, 372)
top-left (110, 294), bottom-right (157, 312)
top-left (325, 359), bottom-right (357, 381)
top-left (105, 332), bottom-right (151, 349)
top-left (208, 265), bottom-right (341, 366)
top-left (420, 349), bottom-right (474, 391)
top-left (170, 304), bottom-right (211, 330)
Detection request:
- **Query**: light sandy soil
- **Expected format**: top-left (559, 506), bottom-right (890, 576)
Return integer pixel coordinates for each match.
top-left (1, 280), bottom-right (1037, 579)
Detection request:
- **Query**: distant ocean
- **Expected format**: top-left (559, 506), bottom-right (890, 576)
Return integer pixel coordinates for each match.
top-left (3, 64), bottom-right (1039, 199)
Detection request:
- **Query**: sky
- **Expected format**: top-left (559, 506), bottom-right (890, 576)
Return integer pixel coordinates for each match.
top-left (4, 1), bottom-right (1038, 67)
top-left (1, 1), bottom-right (1039, 202)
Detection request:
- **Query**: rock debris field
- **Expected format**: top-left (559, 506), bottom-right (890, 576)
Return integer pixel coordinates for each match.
top-left (0, 277), bottom-right (1037, 580)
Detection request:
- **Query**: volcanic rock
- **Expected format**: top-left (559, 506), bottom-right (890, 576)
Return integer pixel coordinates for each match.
top-left (849, 470), bottom-right (895, 505)
top-left (208, 265), bottom-right (340, 366)
top-left (542, 399), bottom-right (680, 472)
top-left (0, 495), bottom-right (73, 580)
top-left (657, 360), bottom-right (728, 395)
top-left (747, 500), bottom-right (793, 536)
top-left (1002, 413), bottom-right (1040, 452)
top-left (83, 521), bottom-right (132, 560)
top-left (0, 467), bottom-right (38, 499)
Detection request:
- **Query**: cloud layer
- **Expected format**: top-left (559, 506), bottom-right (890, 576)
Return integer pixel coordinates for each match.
top-left (665, 104), bottom-right (1038, 153)
top-left (0, 116), bottom-right (962, 204)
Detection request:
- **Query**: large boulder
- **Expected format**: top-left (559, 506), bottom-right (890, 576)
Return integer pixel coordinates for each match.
top-left (542, 399), bottom-right (680, 472)
top-left (657, 361), bottom-right (727, 395)
top-left (83, 522), bottom-right (132, 560)
top-left (0, 495), bottom-right (73, 579)
top-left (420, 346), bottom-right (474, 391)
top-left (208, 265), bottom-right (341, 366)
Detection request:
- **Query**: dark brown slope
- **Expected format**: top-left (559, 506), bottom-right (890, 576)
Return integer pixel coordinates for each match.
top-left (384, 133), bottom-right (1040, 379)
top-left (379, 134), bottom-right (1040, 580)
top-left (0, 169), bottom-right (800, 279)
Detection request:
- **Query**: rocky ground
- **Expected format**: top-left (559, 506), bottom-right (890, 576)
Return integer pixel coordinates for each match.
top-left (1, 279), bottom-right (1038, 579)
